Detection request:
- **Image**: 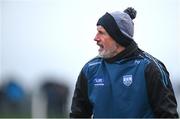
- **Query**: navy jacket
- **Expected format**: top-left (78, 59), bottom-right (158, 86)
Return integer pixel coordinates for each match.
top-left (70, 42), bottom-right (179, 118)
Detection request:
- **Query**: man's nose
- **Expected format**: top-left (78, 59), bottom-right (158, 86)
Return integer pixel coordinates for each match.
top-left (94, 35), bottom-right (100, 42)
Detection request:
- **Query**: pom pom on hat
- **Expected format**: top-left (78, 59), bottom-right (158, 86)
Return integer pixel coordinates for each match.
top-left (123, 7), bottom-right (137, 20)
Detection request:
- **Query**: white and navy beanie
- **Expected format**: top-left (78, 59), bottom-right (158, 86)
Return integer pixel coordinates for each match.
top-left (97, 7), bottom-right (137, 47)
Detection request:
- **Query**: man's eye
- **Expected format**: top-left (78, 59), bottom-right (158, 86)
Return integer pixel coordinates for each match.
top-left (99, 31), bottom-right (105, 34)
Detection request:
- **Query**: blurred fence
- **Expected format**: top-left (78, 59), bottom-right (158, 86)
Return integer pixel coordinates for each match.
top-left (0, 75), bottom-right (70, 118)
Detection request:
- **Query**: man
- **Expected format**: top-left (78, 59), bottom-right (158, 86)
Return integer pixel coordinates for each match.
top-left (70, 7), bottom-right (179, 118)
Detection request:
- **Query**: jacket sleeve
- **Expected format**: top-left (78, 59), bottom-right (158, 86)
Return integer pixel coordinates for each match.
top-left (69, 70), bottom-right (93, 118)
top-left (145, 62), bottom-right (179, 118)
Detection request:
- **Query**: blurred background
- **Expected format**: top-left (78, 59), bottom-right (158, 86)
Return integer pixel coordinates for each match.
top-left (0, 0), bottom-right (180, 118)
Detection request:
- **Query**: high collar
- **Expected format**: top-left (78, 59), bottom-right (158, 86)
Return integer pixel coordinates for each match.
top-left (104, 41), bottom-right (139, 63)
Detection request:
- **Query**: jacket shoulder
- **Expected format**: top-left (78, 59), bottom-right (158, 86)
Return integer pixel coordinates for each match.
top-left (83, 56), bottom-right (102, 68)
top-left (82, 56), bottom-right (102, 78)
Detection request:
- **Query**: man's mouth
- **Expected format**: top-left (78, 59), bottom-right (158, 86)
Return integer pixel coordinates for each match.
top-left (97, 43), bottom-right (104, 51)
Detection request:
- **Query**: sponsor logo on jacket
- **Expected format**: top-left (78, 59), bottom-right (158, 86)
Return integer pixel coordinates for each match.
top-left (93, 78), bottom-right (104, 86)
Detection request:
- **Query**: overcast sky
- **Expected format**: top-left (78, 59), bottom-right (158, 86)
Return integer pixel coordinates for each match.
top-left (0, 0), bottom-right (180, 90)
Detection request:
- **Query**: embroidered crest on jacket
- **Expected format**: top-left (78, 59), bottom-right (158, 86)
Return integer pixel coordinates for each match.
top-left (123, 75), bottom-right (133, 86)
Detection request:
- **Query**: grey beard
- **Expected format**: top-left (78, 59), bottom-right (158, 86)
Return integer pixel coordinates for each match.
top-left (98, 50), bottom-right (119, 59)
top-left (97, 41), bottom-right (121, 59)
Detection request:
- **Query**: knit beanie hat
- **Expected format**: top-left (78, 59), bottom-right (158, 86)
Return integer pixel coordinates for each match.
top-left (97, 7), bottom-right (137, 47)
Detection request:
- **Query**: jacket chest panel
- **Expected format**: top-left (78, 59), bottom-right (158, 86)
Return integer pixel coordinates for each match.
top-left (87, 61), bottom-right (147, 106)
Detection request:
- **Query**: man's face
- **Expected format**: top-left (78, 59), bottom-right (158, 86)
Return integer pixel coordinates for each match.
top-left (94, 25), bottom-right (121, 58)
